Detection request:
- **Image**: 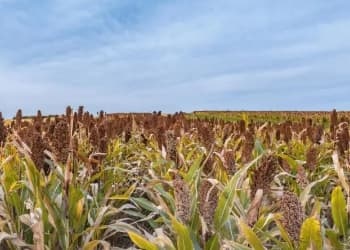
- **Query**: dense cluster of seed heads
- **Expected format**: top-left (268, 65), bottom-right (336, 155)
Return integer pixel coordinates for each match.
top-left (330, 108), bottom-right (338, 140)
top-left (30, 131), bottom-right (50, 175)
top-left (165, 130), bottom-right (177, 163)
top-left (296, 165), bottom-right (308, 189)
top-left (173, 174), bottom-right (191, 224)
top-left (0, 112), bottom-right (7, 145)
top-left (3, 110), bottom-right (350, 195)
top-left (250, 154), bottom-right (279, 199)
top-left (305, 145), bottom-right (318, 171)
top-left (242, 130), bottom-right (255, 163)
top-left (336, 122), bottom-right (349, 157)
top-left (52, 120), bottom-right (70, 163)
top-left (222, 149), bottom-right (235, 175)
top-left (1, 106), bottom-right (350, 250)
top-left (0, 108), bottom-right (349, 178)
top-left (199, 179), bottom-right (218, 228)
top-left (15, 109), bottom-right (22, 129)
top-left (280, 191), bottom-right (304, 243)
top-left (1, 107), bottom-right (350, 248)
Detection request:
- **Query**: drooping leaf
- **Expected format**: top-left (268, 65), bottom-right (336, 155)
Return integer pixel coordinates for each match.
top-left (171, 216), bottom-right (194, 250)
top-left (109, 183), bottom-right (136, 200)
top-left (83, 240), bottom-right (111, 250)
top-left (299, 217), bottom-right (322, 250)
top-left (214, 155), bottom-right (262, 231)
top-left (325, 229), bottom-right (342, 250)
top-left (204, 234), bottom-right (219, 250)
top-left (332, 152), bottom-right (349, 196)
top-left (274, 214), bottom-right (294, 249)
top-left (127, 231), bottom-right (158, 250)
top-left (238, 220), bottom-right (265, 250)
top-left (331, 186), bottom-right (348, 236)
top-left (299, 175), bottom-right (329, 208)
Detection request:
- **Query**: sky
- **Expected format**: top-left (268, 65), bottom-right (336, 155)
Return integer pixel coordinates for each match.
top-left (1, 0), bottom-right (350, 117)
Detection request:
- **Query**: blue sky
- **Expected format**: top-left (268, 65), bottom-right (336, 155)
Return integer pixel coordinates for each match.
top-left (0, 0), bottom-right (350, 117)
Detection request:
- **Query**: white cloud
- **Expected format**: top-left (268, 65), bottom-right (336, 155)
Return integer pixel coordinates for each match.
top-left (0, 1), bottom-right (350, 117)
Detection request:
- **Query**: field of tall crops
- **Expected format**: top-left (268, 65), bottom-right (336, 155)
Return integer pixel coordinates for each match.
top-left (1, 107), bottom-right (350, 249)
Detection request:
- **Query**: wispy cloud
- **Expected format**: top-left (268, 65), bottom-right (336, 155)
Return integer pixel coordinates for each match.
top-left (0, 0), bottom-right (350, 117)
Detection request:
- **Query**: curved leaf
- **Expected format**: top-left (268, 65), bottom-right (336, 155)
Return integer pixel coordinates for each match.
top-left (299, 175), bottom-right (329, 208)
top-left (204, 234), bottom-right (219, 250)
top-left (171, 216), bottom-right (194, 250)
top-left (274, 214), bottom-right (294, 249)
top-left (332, 152), bottom-right (349, 196)
top-left (238, 220), bottom-right (265, 250)
top-left (214, 155), bottom-right (262, 231)
top-left (83, 240), bottom-right (111, 250)
top-left (331, 186), bottom-right (348, 236)
top-left (128, 231), bottom-right (158, 250)
top-left (299, 217), bottom-right (322, 250)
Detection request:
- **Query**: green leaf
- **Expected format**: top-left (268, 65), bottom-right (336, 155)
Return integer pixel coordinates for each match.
top-left (154, 184), bottom-right (176, 212)
top-left (184, 154), bottom-right (203, 183)
top-left (254, 139), bottom-right (264, 156)
top-left (127, 231), bottom-right (158, 250)
top-left (109, 183), bottom-right (136, 200)
top-left (274, 214), bottom-right (294, 249)
top-left (83, 240), bottom-right (111, 250)
top-left (299, 217), bottom-right (322, 250)
top-left (204, 234), bottom-right (219, 250)
top-left (238, 220), bottom-right (265, 250)
top-left (325, 229), bottom-right (342, 250)
top-left (277, 153), bottom-right (299, 170)
top-left (331, 186), bottom-right (348, 236)
top-left (171, 216), bottom-right (194, 250)
top-left (69, 186), bottom-right (84, 229)
top-left (242, 113), bottom-right (248, 128)
top-left (214, 155), bottom-right (262, 231)
top-left (299, 175), bottom-right (329, 208)
top-left (132, 197), bottom-right (159, 212)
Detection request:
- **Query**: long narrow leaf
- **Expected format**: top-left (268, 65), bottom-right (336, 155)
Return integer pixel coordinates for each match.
top-left (331, 186), bottom-right (348, 236)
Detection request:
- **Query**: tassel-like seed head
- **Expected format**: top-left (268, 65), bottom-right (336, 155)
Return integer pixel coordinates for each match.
top-left (280, 191), bottom-right (304, 243)
top-left (199, 179), bottom-right (218, 228)
top-left (15, 109), bottom-right (22, 129)
top-left (89, 125), bottom-right (100, 151)
top-left (305, 145), bottom-right (318, 171)
top-left (250, 154), bottom-right (279, 199)
top-left (335, 122), bottom-right (349, 157)
top-left (242, 131), bottom-right (255, 163)
top-left (165, 130), bottom-right (177, 163)
top-left (0, 112), bottom-right (7, 145)
top-left (52, 120), bottom-right (69, 163)
top-left (31, 132), bottom-right (50, 175)
top-left (330, 109), bottom-right (338, 139)
top-left (173, 175), bottom-right (191, 224)
top-left (223, 149), bottom-right (235, 175)
top-left (296, 165), bottom-right (308, 189)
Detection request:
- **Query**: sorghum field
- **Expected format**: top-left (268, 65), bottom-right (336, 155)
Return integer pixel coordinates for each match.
top-left (1, 107), bottom-right (350, 249)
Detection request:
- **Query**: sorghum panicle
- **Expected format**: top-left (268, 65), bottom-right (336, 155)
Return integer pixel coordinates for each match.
top-left (0, 112), bottom-right (7, 145)
top-left (242, 131), bottom-right (255, 163)
top-left (223, 149), bottom-right (235, 175)
top-left (52, 120), bottom-right (70, 163)
top-left (280, 191), bottom-right (304, 243)
top-left (173, 175), bottom-right (191, 224)
top-left (165, 130), bottom-right (177, 163)
top-left (330, 109), bottom-right (338, 140)
top-left (305, 145), bottom-right (318, 171)
top-left (31, 132), bottom-right (50, 175)
top-left (199, 180), bottom-right (218, 228)
top-left (250, 154), bottom-right (279, 199)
